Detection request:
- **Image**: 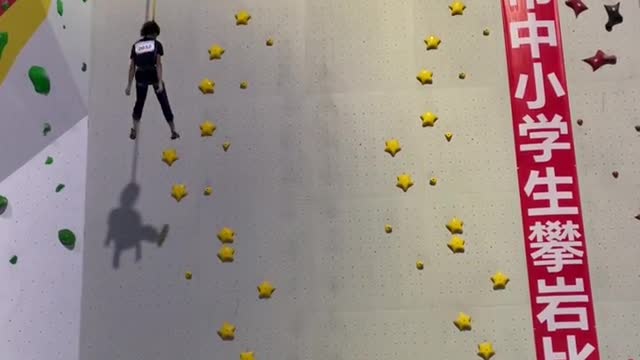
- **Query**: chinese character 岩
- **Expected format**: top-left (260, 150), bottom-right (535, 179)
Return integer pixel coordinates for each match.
top-left (537, 277), bottom-right (589, 331)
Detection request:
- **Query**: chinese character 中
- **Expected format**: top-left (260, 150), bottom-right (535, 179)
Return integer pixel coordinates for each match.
top-left (509, 0), bottom-right (551, 10)
top-left (510, 12), bottom-right (557, 59)
top-left (543, 335), bottom-right (596, 360)
top-left (529, 220), bottom-right (583, 272)
top-left (519, 113), bottom-right (571, 163)
top-left (514, 62), bottom-right (566, 110)
top-left (523, 168), bottom-right (579, 216)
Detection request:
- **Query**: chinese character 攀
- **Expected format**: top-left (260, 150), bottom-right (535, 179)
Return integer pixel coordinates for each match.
top-left (529, 220), bottom-right (584, 272)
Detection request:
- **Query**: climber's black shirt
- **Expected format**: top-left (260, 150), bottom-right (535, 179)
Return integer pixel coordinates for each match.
top-left (130, 37), bottom-right (164, 84)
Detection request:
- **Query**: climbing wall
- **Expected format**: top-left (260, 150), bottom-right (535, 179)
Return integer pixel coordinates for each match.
top-left (0, 0), bottom-right (91, 359)
top-left (81, 1), bottom-right (639, 360)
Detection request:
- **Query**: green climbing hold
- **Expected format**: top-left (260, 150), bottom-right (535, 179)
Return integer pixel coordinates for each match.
top-left (55, 184), bottom-right (65, 192)
top-left (0, 195), bottom-right (7, 214)
top-left (0, 32), bottom-right (8, 60)
top-left (56, 0), bottom-right (63, 16)
top-left (45, 156), bottom-right (53, 165)
top-left (28, 66), bottom-right (51, 95)
top-left (58, 229), bottom-right (76, 250)
top-left (43, 122), bottom-right (52, 135)
top-left (9, 256), bottom-right (17, 265)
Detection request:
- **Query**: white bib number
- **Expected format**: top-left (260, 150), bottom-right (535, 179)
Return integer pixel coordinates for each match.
top-left (134, 40), bottom-right (156, 55)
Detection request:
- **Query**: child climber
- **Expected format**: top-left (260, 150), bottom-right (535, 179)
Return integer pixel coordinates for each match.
top-left (125, 21), bottom-right (180, 140)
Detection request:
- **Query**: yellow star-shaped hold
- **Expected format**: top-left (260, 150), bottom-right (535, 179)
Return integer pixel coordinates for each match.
top-left (200, 120), bottom-right (217, 137)
top-left (447, 236), bottom-right (465, 253)
top-left (171, 184), bottom-right (188, 202)
top-left (453, 312), bottom-right (472, 331)
top-left (449, 1), bottom-right (466, 16)
top-left (240, 351), bottom-right (256, 360)
top-left (208, 44), bottom-right (225, 60)
top-left (384, 224), bottom-right (393, 234)
top-left (222, 142), bottom-right (231, 152)
top-left (235, 10), bottom-right (251, 25)
top-left (217, 245), bottom-right (235, 263)
top-left (204, 186), bottom-right (213, 196)
top-left (445, 132), bottom-right (453, 142)
top-left (384, 139), bottom-right (402, 157)
top-left (199, 78), bottom-right (215, 94)
top-left (162, 148), bottom-right (179, 166)
top-left (421, 112), bottom-right (438, 127)
top-left (416, 69), bottom-right (433, 85)
top-left (396, 173), bottom-right (414, 192)
top-left (477, 342), bottom-right (495, 360)
top-left (491, 272), bottom-right (510, 290)
top-left (257, 281), bottom-right (275, 299)
top-left (446, 217), bottom-right (464, 234)
top-left (217, 227), bottom-right (236, 244)
top-left (217, 322), bottom-right (236, 341)
top-left (424, 35), bottom-right (441, 50)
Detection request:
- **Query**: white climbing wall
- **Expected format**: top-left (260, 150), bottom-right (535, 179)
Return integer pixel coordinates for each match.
top-left (0, 0), bottom-right (90, 359)
top-left (81, 1), bottom-right (640, 360)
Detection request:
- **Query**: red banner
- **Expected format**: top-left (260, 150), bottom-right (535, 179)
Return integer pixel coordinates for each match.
top-left (500, 0), bottom-right (600, 359)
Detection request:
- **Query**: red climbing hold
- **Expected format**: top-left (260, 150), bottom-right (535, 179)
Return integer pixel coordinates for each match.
top-left (582, 50), bottom-right (617, 72)
top-left (565, 0), bottom-right (588, 18)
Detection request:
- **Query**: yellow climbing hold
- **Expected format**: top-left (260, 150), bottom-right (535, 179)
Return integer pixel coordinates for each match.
top-left (447, 236), bottom-right (465, 253)
top-left (266, 38), bottom-right (274, 46)
top-left (162, 148), bottom-right (179, 166)
top-left (477, 342), bottom-right (495, 360)
top-left (396, 174), bottom-right (414, 192)
top-left (384, 139), bottom-right (402, 157)
top-left (217, 322), bottom-right (236, 341)
top-left (217, 245), bottom-right (235, 263)
top-left (424, 35), bottom-right (441, 50)
top-left (445, 132), bottom-right (453, 142)
top-left (416, 69), bottom-right (433, 85)
top-left (222, 142), bottom-right (231, 152)
top-left (446, 217), bottom-right (464, 234)
top-left (198, 78), bottom-right (215, 94)
top-left (453, 312), bottom-right (472, 331)
top-left (257, 281), bottom-right (275, 299)
top-left (416, 261), bottom-right (424, 270)
top-left (171, 184), bottom-right (188, 202)
top-left (208, 44), bottom-right (225, 60)
top-left (384, 224), bottom-right (393, 234)
top-left (204, 186), bottom-right (213, 196)
top-left (200, 120), bottom-right (217, 137)
top-left (421, 112), bottom-right (438, 127)
top-left (240, 81), bottom-right (248, 89)
top-left (240, 352), bottom-right (256, 360)
top-left (217, 227), bottom-right (236, 244)
top-left (491, 272), bottom-right (510, 290)
top-left (185, 271), bottom-right (193, 280)
top-left (429, 177), bottom-right (438, 186)
top-left (235, 10), bottom-right (251, 25)
top-left (449, 1), bottom-right (466, 16)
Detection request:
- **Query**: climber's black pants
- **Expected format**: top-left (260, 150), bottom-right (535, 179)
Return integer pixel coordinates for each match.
top-left (132, 80), bottom-right (174, 123)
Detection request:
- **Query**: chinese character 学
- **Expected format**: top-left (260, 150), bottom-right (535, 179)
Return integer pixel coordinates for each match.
top-left (519, 113), bottom-right (571, 163)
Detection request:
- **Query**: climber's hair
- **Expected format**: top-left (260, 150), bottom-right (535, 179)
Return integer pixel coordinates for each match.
top-left (140, 21), bottom-right (160, 37)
